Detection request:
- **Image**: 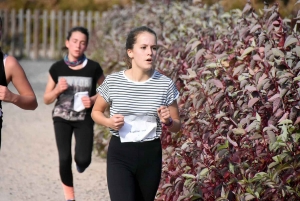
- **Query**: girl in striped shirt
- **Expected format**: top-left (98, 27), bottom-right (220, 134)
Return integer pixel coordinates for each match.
top-left (92, 26), bottom-right (181, 201)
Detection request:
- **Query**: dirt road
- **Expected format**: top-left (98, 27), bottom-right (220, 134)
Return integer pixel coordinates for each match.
top-left (0, 60), bottom-right (110, 201)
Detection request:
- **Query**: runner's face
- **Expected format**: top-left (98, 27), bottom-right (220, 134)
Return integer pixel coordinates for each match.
top-left (65, 31), bottom-right (87, 60)
top-left (127, 32), bottom-right (157, 71)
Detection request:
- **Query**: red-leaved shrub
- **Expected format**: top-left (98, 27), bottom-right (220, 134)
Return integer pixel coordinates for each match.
top-left (89, 0), bottom-right (300, 200)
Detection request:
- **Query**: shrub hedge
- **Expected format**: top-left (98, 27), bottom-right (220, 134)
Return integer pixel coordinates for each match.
top-left (88, 0), bottom-right (300, 200)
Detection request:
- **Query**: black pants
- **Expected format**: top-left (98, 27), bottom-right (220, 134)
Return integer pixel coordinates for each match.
top-left (107, 135), bottom-right (162, 201)
top-left (0, 128), bottom-right (1, 150)
top-left (53, 116), bottom-right (94, 187)
top-left (0, 119), bottom-right (2, 150)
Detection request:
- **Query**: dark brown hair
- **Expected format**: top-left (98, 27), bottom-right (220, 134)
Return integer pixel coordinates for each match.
top-left (61, 26), bottom-right (89, 53)
top-left (124, 26), bottom-right (157, 69)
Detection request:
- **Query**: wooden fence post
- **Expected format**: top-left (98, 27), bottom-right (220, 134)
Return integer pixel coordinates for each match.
top-left (72, 10), bottom-right (78, 27)
top-left (10, 9), bottom-right (16, 56)
top-left (25, 9), bottom-right (31, 58)
top-left (94, 11), bottom-right (100, 30)
top-left (50, 10), bottom-right (56, 59)
top-left (57, 10), bottom-right (63, 56)
top-left (33, 9), bottom-right (39, 60)
top-left (2, 10), bottom-right (8, 48)
top-left (87, 10), bottom-right (92, 32)
top-left (65, 10), bottom-right (70, 41)
top-left (80, 10), bottom-right (85, 27)
top-left (42, 10), bottom-right (48, 58)
top-left (18, 9), bottom-right (24, 58)
top-left (1, 9), bottom-right (100, 60)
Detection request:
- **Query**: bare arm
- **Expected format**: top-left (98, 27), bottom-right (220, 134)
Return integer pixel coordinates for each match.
top-left (2, 56), bottom-right (37, 110)
top-left (157, 101), bottom-right (181, 132)
top-left (89, 74), bottom-right (105, 105)
top-left (91, 95), bottom-right (124, 130)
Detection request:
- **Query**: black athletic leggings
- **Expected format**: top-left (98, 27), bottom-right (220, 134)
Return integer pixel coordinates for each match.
top-left (107, 135), bottom-right (162, 201)
top-left (53, 116), bottom-right (94, 187)
top-left (0, 128), bottom-right (2, 150)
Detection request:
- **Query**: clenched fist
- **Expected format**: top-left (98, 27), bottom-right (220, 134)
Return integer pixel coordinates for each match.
top-left (55, 77), bottom-right (68, 94)
top-left (109, 114), bottom-right (124, 131)
top-left (81, 96), bottom-right (92, 108)
top-left (0, 85), bottom-right (13, 102)
top-left (157, 106), bottom-right (171, 124)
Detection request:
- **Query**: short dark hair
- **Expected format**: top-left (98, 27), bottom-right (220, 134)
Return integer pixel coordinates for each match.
top-left (125, 26), bottom-right (157, 68)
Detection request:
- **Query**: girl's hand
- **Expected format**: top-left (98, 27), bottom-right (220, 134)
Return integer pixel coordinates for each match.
top-left (81, 96), bottom-right (92, 108)
top-left (0, 85), bottom-right (13, 102)
top-left (110, 114), bottom-right (124, 130)
top-left (55, 77), bottom-right (68, 94)
top-left (157, 106), bottom-right (171, 124)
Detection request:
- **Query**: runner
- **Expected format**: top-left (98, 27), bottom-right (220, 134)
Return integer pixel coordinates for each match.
top-left (43, 26), bottom-right (105, 201)
top-left (91, 26), bottom-right (181, 201)
top-left (0, 16), bottom-right (38, 150)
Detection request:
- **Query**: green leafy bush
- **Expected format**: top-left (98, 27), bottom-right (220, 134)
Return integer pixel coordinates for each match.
top-left (89, 0), bottom-right (300, 200)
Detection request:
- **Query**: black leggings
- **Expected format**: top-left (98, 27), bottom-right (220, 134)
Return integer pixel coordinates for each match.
top-left (0, 128), bottom-right (1, 150)
top-left (53, 116), bottom-right (94, 187)
top-left (107, 135), bottom-right (162, 201)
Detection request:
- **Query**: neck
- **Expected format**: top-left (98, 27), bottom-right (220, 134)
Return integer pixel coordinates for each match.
top-left (128, 68), bottom-right (154, 82)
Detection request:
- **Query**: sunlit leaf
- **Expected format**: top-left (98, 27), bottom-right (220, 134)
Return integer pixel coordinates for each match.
top-left (206, 63), bottom-right (218, 68)
top-left (241, 47), bottom-right (255, 57)
top-left (248, 98), bottom-right (259, 107)
top-left (162, 183), bottom-right (173, 189)
top-left (232, 128), bottom-right (246, 135)
top-left (250, 24), bottom-right (261, 33)
top-left (245, 194), bottom-right (256, 200)
top-left (182, 174), bottom-right (196, 179)
top-left (195, 49), bottom-right (206, 63)
top-left (198, 168), bottom-right (209, 179)
top-left (245, 85), bottom-right (257, 92)
top-left (229, 163), bottom-right (235, 174)
top-left (191, 41), bottom-right (201, 50)
top-left (187, 69), bottom-right (197, 78)
top-left (268, 161), bottom-right (279, 169)
top-left (268, 93), bottom-right (280, 101)
top-left (272, 48), bottom-right (285, 58)
top-left (233, 64), bottom-right (245, 76)
top-left (212, 79), bottom-right (224, 89)
top-left (217, 140), bottom-right (229, 151)
top-left (284, 37), bottom-right (298, 48)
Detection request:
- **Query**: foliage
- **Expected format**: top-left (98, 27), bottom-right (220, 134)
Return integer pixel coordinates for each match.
top-left (0, 0), bottom-right (298, 19)
top-left (0, 0), bottom-right (139, 12)
top-left (220, 0), bottom-right (298, 18)
top-left (89, 0), bottom-right (300, 200)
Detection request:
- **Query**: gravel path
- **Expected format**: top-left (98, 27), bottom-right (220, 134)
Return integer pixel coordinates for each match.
top-left (0, 60), bottom-right (110, 201)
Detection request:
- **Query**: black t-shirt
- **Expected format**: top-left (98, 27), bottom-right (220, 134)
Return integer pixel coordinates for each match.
top-left (49, 59), bottom-right (103, 121)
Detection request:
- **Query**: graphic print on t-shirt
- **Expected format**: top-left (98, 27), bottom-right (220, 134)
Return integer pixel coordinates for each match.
top-left (53, 76), bottom-right (92, 121)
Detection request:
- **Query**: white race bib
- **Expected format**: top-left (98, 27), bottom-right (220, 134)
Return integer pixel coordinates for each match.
top-left (73, 91), bottom-right (88, 112)
top-left (119, 115), bottom-right (157, 142)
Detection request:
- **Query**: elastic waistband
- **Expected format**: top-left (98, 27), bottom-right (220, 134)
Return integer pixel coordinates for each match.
top-left (111, 135), bottom-right (160, 143)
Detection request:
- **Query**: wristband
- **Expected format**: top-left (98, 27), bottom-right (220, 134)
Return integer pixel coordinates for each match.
top-left (163, 118), bottom-right (173, 127)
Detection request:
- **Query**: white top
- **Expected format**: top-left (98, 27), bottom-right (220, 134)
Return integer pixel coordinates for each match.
top-left (3, 54), bottom-right (7, 66)
top-left (96, 70), bottom-right (179, 142)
